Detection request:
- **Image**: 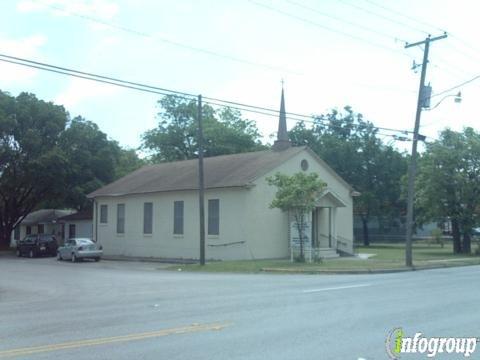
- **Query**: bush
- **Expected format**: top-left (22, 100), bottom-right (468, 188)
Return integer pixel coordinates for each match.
top-left (475, 242), bottom-right (480, 256)
top-left (430, 228), bottom-right (444, 248)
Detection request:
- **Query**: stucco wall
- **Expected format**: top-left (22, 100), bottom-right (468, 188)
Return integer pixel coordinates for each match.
top-left (94, 188), bottom-right (249, 260)
top-left (92, 148), bottom-right (354, 260)
top-left (63, 220), bottom-right (93, 241)
top-left (245, 149), bottom-right (354, 257)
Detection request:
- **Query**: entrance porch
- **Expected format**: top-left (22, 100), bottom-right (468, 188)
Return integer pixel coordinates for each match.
top-left (290, 189), bottom-right (349, 261)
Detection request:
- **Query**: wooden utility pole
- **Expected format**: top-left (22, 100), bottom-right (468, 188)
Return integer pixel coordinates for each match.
top-left (197, 94), bottom-right (206, 265)
top-left (404, 33), bottom-right (447, 267)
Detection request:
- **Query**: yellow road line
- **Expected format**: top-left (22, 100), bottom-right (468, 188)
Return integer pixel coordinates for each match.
top-left (0, 322), bottom-right (229, 358)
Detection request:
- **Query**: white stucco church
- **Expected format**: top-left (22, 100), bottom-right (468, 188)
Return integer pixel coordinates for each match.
top-left (88, 90), bottom-right (356, 260)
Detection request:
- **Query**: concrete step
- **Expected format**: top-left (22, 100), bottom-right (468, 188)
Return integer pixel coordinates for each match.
top-left (316, 248), bottom-right (339, 259)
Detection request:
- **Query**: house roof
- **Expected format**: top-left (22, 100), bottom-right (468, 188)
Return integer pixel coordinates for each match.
top-left (88, 147), bottom-right (307, 198)
top-left (59, 208), bottom-right (93, 222)
top-left (21, 209), bottom-right (76, 225)
top-left (317, 189), bottom-right (347, 208)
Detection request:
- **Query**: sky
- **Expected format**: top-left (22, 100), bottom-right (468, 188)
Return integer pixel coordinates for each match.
top-left (1, 0), bottom-right (479, 154)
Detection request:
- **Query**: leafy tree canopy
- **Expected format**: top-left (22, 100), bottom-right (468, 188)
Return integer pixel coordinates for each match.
top-left (289, 107), bottom-right (408, 245)
top-left (416, 127), bottom-right (480, 253)
top-left (142, 95), bottom-right (265, 162)
top-left (45, 117), bottom-right (145, 210)
top-left (0, 90), bottom-right (144, 246)
top-left (0, 91), bottom-right (68, 246)
top-left (267, 172), bottom-right (326, 261)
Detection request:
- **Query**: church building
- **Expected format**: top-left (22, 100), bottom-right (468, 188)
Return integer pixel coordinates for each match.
top-left (88, 90), bottom-right (355, 260)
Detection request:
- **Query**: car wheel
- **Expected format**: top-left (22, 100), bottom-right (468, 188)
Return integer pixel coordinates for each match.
top-left (71, 253), bottom-right (77, 263)
top-left (16, 249), bottom-right (21, 257)
top-left (28, 249), bottom-right (35, 258)
top-left (94, 257), bottom-right (100, 262)
top-left (57, 252), bottom-right (62, 261)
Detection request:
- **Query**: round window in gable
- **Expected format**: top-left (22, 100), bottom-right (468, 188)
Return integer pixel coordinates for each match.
top-left (301, 159), bottom-right (309, 171)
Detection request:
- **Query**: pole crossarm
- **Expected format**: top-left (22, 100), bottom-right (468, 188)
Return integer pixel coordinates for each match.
top-left (404, 33), bottom-right (448, 48)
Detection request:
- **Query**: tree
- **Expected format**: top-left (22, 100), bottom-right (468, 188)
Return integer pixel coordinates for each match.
top-left (0, 91), bottom-right (145, 247)
top-left (47, 117), bottom-right (144, 210)
top-left (142, 95), bottom-right (265, 162)
top-left (267, 172), bottom-right (326, 262)
top-left (289, 107), bottom-right (407, 245)
top-left (114, 147), bottom-right (145, 179)
top-left (0, 91), bottom-right (69, 247)
top-left (416, 128), bottom-right (480, 254)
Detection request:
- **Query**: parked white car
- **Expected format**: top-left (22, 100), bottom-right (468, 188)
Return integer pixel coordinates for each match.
top-left (57, 238), bottom-right (103, 262)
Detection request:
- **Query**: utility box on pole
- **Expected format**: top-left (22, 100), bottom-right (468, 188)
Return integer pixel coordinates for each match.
top-left (421, 84), bottom-right (432, 108)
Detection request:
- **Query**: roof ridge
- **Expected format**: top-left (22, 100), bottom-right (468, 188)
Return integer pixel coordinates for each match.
top-left (147, 147), bottom-right (276, 167)
top-left (88, 146), bottom-right (309, 198)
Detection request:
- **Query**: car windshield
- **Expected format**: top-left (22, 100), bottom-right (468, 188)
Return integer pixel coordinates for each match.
top-left (77, 239), bottom-right (94, 245)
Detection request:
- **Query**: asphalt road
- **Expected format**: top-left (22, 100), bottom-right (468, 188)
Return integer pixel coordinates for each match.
top-left (0, 255), bottom-right (479, 360)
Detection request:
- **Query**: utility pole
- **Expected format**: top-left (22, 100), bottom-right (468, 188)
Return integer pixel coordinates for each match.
top-left (404, 33), bottom-right (447, 267)
top-left (197, 94), bottom-right (206, 266)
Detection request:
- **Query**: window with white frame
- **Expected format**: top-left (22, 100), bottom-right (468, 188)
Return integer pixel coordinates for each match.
top-left (208, 199), bottom-right (219, 235)
top-left (100, 204), bottom-right (108, 224)
top-left (117, 204), bottom-right (125, 234)
top-left (143, 202), bottom-right (153, 234)
top-left (173, 201), bottom-right (184, 235)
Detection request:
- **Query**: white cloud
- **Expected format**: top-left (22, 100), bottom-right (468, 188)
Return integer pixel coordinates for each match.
top-left (0, 34), bottom-right (47, 84)
top-left (55, 76), bottom-right (121, 108)
top-left (16, 0), bottom-right (43, 12)
top-left (17, 0), bottom-right (119, 21)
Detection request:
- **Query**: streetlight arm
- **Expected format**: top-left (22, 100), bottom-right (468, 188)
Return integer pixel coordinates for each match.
top-left (425, 92), bottom-right (462, 111)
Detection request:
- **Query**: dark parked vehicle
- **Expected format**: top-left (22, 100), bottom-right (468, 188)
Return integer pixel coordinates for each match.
top-left (16, 234), bottom-right (58, 258)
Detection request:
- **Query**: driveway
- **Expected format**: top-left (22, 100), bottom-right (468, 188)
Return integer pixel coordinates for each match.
top-left (0, 256), bottom-right (479, 359)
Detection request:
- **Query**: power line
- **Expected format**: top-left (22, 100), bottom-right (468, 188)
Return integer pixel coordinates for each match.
top-left (361, 0), bottom-right (445, 34)
top-left (204, 98), bottom-right (407, 140)
top-left (360, 0), bottom-right (480, 62)
top-left (0, 56), bottom-right (406, 141)
top-left (30, 0), bottom-right (480, 104)
top-left (0, 53), bottom-right (193, 98)
top-left (0, 53), bottom-right (415, 138)
top-left (441, 39), bottom-right (480, 68)
top-left (449, 34), bottom-right (480, 59)
top-left (0, 58), bottom-right (179, 98)
top-left (247, 0), bottom-right (411, 58)
top-left (27, 0), bottom-right (419, 97)
top-left (283, 0), bottom-right (407, 43)
top-left (430, 74), bottom-right (480, 99)
top-left (30, 0), bottom-right (301, 75)
top-left (337, 0), bottom-right (429, 35)
top-left (349, 1), bottom-right (480, 72)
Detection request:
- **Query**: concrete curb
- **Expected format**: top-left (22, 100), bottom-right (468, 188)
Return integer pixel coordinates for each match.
top-left (101, 255), bottom-right (197, 265)
top-left (0, 250), bottom-right (15, 257)
top-left (260, 261), bottom-right (480, 275)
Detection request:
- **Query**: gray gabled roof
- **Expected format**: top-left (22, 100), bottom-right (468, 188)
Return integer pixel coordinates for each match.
top-left (58, 208), bottom-right (93, 222)
top-left (88, 147), bottom-right (306, 198)
top-left (21, 209), bottom-right (76, 225)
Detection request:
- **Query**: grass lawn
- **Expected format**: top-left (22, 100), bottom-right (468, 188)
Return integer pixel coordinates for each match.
top-left (167, 242), bottom-right (480, 273)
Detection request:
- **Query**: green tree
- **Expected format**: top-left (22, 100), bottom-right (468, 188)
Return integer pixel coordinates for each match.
top-left (114, 147), bottom-right (145, 179)
top-left (416, 128), bottom-right (480, 254)
top-left (289, 107), bottom-right (407, 246)
top-left (267, 172), bottom-right (326, 262)
top-left (0, 91), bottom-right (68, 246)
top-left (142, 95), bottom-right (265, 162)
top-left (49, 117), bottom-right (144, 210)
